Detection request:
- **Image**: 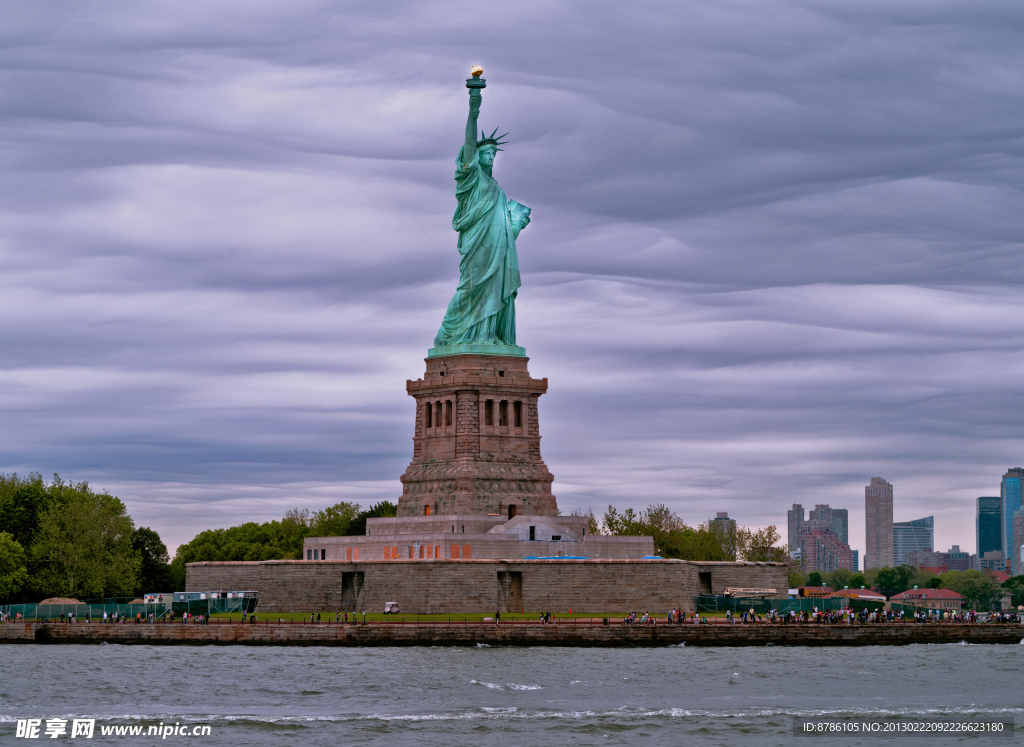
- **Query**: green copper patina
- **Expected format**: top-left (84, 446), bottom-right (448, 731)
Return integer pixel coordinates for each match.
top-left (429, 70), bottom-right (530, 358)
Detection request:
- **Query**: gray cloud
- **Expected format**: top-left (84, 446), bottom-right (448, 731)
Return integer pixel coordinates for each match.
top-left (1, 0), bottom-right (1022, 554)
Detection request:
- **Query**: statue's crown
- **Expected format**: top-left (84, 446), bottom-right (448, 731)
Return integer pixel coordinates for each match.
top-left (477, 127), bottom-right (509, 151)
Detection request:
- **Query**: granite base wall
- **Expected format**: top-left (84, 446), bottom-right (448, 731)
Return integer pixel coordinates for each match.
top-left (186, 559), bottom-right (786, 614)
top-left (5, 622), bottom-right (1024, 647)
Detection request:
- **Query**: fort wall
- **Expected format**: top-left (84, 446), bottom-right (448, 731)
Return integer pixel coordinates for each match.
top-left (186, 559), bottom-right (786, 614)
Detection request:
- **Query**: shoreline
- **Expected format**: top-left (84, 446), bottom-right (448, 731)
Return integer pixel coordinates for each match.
top-left (2, 621), bottom-right (1023, 647)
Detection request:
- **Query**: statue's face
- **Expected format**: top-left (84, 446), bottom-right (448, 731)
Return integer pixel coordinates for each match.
top-left (479, 146), bottom-right (496, 167)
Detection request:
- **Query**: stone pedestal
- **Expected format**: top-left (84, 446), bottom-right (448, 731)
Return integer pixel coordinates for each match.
top-left (398, 354), bottom-right (557, 517)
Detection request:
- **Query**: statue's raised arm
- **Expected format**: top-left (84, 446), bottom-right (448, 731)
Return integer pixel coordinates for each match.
top-left (464, 87), bottom-right (481, 166)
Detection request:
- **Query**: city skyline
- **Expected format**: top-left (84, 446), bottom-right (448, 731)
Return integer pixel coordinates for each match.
top-left (780, 473), bottom-right (1021, 570)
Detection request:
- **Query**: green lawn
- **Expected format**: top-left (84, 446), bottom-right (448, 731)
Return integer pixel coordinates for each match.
top-left (209, 611), bottom-right (669, 623)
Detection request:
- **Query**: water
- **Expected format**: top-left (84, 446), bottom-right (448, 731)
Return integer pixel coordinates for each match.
top-left (2, 643), bottom-right (1022, 745)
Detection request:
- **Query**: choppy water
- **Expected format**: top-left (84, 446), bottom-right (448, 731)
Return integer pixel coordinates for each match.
top-left (2, 643), bottom-right (1023, 745)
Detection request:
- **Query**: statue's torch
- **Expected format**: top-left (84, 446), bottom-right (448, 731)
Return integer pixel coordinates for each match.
top-left (466, 65), bottom-right (486, 90)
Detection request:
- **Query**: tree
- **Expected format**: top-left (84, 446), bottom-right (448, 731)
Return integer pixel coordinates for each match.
top-left (0, 531), bottom-right (29, 601)
top-left (872, 565), bottom-right (917, 597)
top-left (602, 505), bottom-right (644, 537)
top-left (924, 576), bottom-right (943, 589)
top-left (132, 527), bottom-right (172, 595)
top-left (826, 568), bottom-right (868, 591)
top-left (30, 485), bottom-right (140, 599)
top-left (569, 507), bottom-right (601, 536)
top-left (630, 504), bottom-right (689, 558)
top-left (788, 564), bottom-right (808, 589)
top-left (737, 525), bottom-right (787, 563)
top-left (598, 503), bottom-right (789, 563)
top-left (345, 501), bottom-right (397, 537)
top-left (807, 571), bottom-right (824, 587)
top-left (1002, 574), bottom-right (1024, 608)
top-left (827, 568), bottom-right (853, 589)
top-left (0, 475), bottom-right (53, 546)
top-left (308, 501), bottom-right (361, 537)
top-left (942, 570), bottom-right (996, 610)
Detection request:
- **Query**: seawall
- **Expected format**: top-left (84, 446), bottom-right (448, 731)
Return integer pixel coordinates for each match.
top-left (2, 622), bottom-right (1023, 647)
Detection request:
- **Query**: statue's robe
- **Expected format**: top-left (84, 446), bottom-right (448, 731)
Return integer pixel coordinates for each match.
top-left (434, 146), bottom-right (523, 347)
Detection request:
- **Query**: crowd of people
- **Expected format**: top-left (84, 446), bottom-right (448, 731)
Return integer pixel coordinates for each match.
top-left (2, 605), bottom-right (1021, 626)
top-left (726, 606), bottom-right (1023, 624)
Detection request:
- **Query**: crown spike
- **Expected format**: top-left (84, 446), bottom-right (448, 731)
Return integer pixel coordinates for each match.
top-left (476, 125), bottom-right (510, 149)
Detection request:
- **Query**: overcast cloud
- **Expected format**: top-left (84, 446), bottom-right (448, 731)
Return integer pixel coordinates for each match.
top-left (1, 0), bottom-right (1023, 555)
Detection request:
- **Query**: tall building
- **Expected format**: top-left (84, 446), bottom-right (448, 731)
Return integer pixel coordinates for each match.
top-left (787, 504), bottom-right (804, 559)
top-left (852, 549), bottom-right (859, 572)
top-left (977, 496), bottom-right (1002, 559)
top-left (798, 520), bottom-right (854, 573)
top-left (1013, 511), bottom-right (1024, 579)
top-left (980, 550), bottom-right (1005, 572)
top-left (808, 504), bottom-right (849, 546)
top-left (944, 545), bottom-right (976, 572)
top-left (893, 516), bottom-right (934, 566)
top-left (710, 512), bottom-right (736, 534)
top-left (809, 504), bottom-right (832, 530)
top-left (1002, 468), bottom-right (1024, 576)
top-left (865, 477), bottom-right (894, 569)
top-left (831, 508), bottom-right (849, 545)
top-left (906, 549), bottom-right (943, 569)
top-left (909, 545), bottom-right (978, 572)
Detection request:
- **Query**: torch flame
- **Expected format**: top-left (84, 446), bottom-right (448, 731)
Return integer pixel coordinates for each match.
top-left (470, 65), bottom-right (483, 78)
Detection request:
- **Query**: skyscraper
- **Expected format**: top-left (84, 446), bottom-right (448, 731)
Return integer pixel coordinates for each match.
top-left (787, 504), bottom-right (804, 559)
top-left (1002, 468), bottom-right (1024, 576)
top-left (798, 504), bottom-right (855, 572)
top-left (798, 521), bottom-right (854, 573)
top-left (710, 512), bottom-right (736, 534)
top-left (865, 477), bottom-right (894, 569)
top-left (893, 516), bottom-right (934, 566)
top-left (831, 508), bottom-right (849, 545)
top-left (808, 504), bottom-right (849, 545)
top-left (809, 504), bottom-right (833, 526)
top-left (1013, 511), bottom-right (1024, 579)
top-left (976, 496), bottom-right (1002, 559)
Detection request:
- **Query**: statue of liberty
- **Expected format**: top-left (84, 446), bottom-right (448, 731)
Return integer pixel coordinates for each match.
top-left (431, 68), bottom-right (530, 357)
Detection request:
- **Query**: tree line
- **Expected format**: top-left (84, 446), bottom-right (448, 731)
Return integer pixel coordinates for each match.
top-left (0, 472), bottom-right (395, 603)
top-left (167, 500), bottom-right (395, 587)
top-left (584, 503), bottom-right (789, 564)
top-left (0, 473), bottom-right (170, 603)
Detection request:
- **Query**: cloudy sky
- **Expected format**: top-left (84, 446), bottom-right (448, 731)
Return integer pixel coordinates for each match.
top-left (1, 1), bottom-right (1022, 556)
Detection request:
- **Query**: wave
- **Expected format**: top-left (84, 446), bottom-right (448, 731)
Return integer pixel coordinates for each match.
top-left (468, 680), bottom-right (542, 691)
